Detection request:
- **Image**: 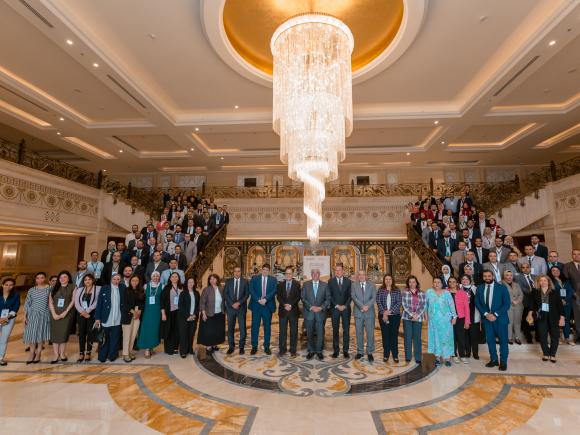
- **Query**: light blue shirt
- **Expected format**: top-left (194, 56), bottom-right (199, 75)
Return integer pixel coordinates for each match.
top-left (160, 268), bottom-right (185, 286)
top-left (313, 281), bottom-right (319, 298)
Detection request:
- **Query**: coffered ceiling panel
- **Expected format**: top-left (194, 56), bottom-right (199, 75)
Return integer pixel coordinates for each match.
top-left (114, 134), bottom-right (184, 152)
top-left (498, 34), bottom-right (580, 107)
top-left (346, 127), bottom-right (434, 147)
top-left (197, 131), bottom-right (278, 151)
top-left (455, 124), bottom-right (529, 143)
top-left (0, 1), bottom-right (143, 121)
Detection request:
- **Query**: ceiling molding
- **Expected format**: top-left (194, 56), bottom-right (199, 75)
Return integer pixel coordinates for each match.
top-left (0, 99), bottom-right (51, 128)
top-left (63, 136), bottom-right (116, 159)
top-left (488, 92), bottom-right (580, 116)
top-left (447, 123), bottom-right (544, 150)
top-left (534, 122), bottom-right (580, 149)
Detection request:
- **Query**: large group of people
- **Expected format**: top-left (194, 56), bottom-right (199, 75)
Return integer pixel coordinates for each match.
top-left (0, 187), bottom-right (578, 373)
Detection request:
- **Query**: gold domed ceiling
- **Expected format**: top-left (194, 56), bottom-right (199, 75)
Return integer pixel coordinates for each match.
top-left (222, 0), bottom-right (404, 75)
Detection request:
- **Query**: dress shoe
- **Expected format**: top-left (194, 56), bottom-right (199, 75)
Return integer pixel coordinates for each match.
top-left (331, 351), bottom-right (338, 358)
top-left (393, 358), bottom-right (399, 363)
top-left (508, 340), bottom-right (513, 345)
top-left (499, 363), bottom-right (507, 371)
top-left (290, 352), bottom-right (297, 357)
top-left (0, 361), bottom-right (6, 366)
top-left (250, 347), bottom-right (257, 355)
top-left (226, 348), bottom-right (235, 355)
top-left (343, 352), bottom-right (350, 358)
top-left (264, 348), bottom-right (272, 355)
top-left (473, 355), bottom-right (480, 360)
top-left (485, 360), bottom-right (499, 368)
top-left (317, 353), bottom-right (324, 361)
top-left (515, 339), bottom-right (522, 345)
top-left (278, 351), bottom-right (287, 357)
top-left (180, 354), bottom-right (187, 359)
top-left (50, 358), bottom-right (60, 365)
top-left (355, 353), bottom-right (363, 360)
top-left (239, 348), bottom-right (245, 355)
top-left (367, 354), bottom-right (374, 363)
top-left (306, 352), bottom-right (314, 360)
top-left (383, 357), bottom-right (388, 362)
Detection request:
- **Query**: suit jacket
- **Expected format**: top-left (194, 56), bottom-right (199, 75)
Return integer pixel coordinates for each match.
top-left (515, 273), bottom-right (537, 303)
top-left (95, 284), bottom-right (126, 324)
top-left (450, 251), bottom-right (466, 276)
top-left (191, 233), bottom-right (207, 254)
top-left (178, 289), bottom-right (200, 320)
top-left (101, 262), bottom-right (127, 286)
top-left (528, 289), bottom-right (563, 326)
top-left (482, 262), bottom-right (505, 282)
top-left (459, 261), bottom-right (483, 283)
top-left (490, 246), bottom-right (511, 264)
top-left (249, 275), bottom-right (277, 313)
top-left (145, 261), bottom-right (169, 282)
top-left (212, 212), bottom-right (227, 230)
top-left (132, 247), bottom-right (149, 267)
top-left (179, 240), bottom-right (197, 264)
top-left (199, 285), bottom-right (225, 318)
top-left (277, 279), bottom-right (301, 317)
top-left (437, 237), bottom-right (457, 258)
top-left (533, 244), bottom-right (549, 261)
top-left (224, 277), bottom-right (250, 313)
top-left (351, 280), bottom-right (377, 319)
top-left (471, 247), bottom-right (489, 264)
top-left (301, 280), bottom-right (330, 320)
top-left (128, 264), bottom-right (145, 281)
top-left (171, 253), bottom-right (188, 271)
top-left (327, 276), bottom-right (352, 308)
top-left (475, 282), bottom-right (511, 325)
top-left (428, 230), bottom-right (442, 249)
top-left (562, 261), bottom-right (580, 298)
top-left (100, 249), bottom-right (116, 264)
top-left (517, 256), bottom-right (547, 276)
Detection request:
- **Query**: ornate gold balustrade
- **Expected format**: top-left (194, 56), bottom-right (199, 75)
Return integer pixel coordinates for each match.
top-left (406, 223), bottom-right (442, 278)
top-left (185, 225), bottom-right (228, 283)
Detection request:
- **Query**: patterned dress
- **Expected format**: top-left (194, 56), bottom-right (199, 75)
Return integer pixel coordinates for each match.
top-left (425, 288), bottom-right (457, 358)
top-left (23, 286), bottom-right (51, 344)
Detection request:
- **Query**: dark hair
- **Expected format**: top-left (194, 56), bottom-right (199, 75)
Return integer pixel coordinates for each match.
top-left (186, 276), bottom-right (196, 289)
top-left (207, 273), bottom-right (221, 286)
top-left (48, 275), bottom-right (57, 281)
top-left (164, 272), bottom-right (184, 292)
top-left (284, 267), bottom-right (293, 273)
top-left (129, 275), bottom-right (144, 293)
top-left (460, 274), bottom-right (473, 285)
top-left (35, 272), bottom-right (47, 279)
top-left (447, 276), bottom-right (458, 287)
top-left (90, 251), bottom-right (98, 256)
top-left (52, 270), bottom-right (72, 297)
top-left (2, 277), bottom-right (15, 288)
top-left (406, 275), bottom-right (420, 290)
top-left (380, 274), bottom-right (395, 290)
top-left (262, 263), bottom-right (271, 270)
top-left (82, 273), bottom-right (96, 288)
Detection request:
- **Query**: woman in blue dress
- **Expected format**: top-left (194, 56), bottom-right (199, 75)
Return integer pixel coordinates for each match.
top-left (426, 277), bottom-right (457, 367)
top-left (137, 271), bottom-right (162, 358)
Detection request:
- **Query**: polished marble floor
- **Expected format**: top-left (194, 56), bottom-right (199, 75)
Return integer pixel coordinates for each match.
top-left (1, 314), bottom-right (580, 434)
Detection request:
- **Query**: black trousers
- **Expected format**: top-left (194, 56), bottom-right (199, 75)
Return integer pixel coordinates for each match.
top-left (536, 316), bottom-right (560, 357)
top-left (331, 307), bottom-right (351, 353)
top-left (77, 313), bottom-right (95, 354)
top-left (279, 312), bottom-right (298, 353)
top-left (453, 317), bottom-right (467, 357)
top-left (226, 309), bottom-right (247, 349)
top-left (98, 325), bottom-right (121, 362)
top-left (178, 317), bottom-right (198, 356)
top-left (465, 321), bottom-right (481, 358)
top-left (164, 311), bottom-right (179, 354)
top-left (379, 314), bottom-right (400, 359)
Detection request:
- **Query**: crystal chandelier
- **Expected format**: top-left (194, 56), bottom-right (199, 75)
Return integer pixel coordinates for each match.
top-left (271, 14), bottom-right (354, 244)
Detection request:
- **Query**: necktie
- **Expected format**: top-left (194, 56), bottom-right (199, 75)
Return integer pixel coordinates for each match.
top-left (527, 275), bottom-right (533, 289)
top-left (176, 254), bottom-right (179, 261)
top-left (286, 281), bottom-right (291, 297)
top-left (235, 279), bottom-right (239, 299)
top-left (362, 282), bottom-right (365, 295)
top-left (261, 277), bottom-right (266, 298)
top-left (338, 278), bottom-right (342, 288)
top-left (485, 284), bottom-right (491, 309)
top-left (528, 256), bottom-right (532, 265)
top-left (313, 282), bottom-right (318, 298)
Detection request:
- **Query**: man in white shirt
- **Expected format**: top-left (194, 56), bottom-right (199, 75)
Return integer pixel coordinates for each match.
top-left (86, 251), bottom-right (104, 284)
top-left (160, 259), bottom-right (185, 286)
top-left (95, 274), bottom-right (125, 363)
top-left (125, 224), bottom-right (141, 250)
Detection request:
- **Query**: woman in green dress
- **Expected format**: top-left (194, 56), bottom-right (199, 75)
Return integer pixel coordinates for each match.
top-left (137, 271), bottom-right (162, 358)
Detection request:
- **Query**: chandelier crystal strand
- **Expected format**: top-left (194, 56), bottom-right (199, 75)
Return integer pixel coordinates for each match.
top-left (271, 14), bottom-right (353, 244)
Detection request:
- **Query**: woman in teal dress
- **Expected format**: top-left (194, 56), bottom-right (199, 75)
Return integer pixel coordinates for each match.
top-left (426, 277), bottom-right (457, 367)
top-left (137, 271), bottom-right (162, 358)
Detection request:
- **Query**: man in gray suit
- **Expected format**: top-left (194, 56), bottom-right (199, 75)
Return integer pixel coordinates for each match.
top-left (352, 270), bottom-right (377, 362)
top-left (224, 266), bottom-right (249, 355)
top-left (517, 245), bottom-right (547, 276)
top-left (483, 252), bottom-right (506, 283)
top-left (492, 237), bottom-right (511, 264)
top-left (179, 233), bottom-right (197, 265)
top-left (301, 268), bottom-right (330, 360)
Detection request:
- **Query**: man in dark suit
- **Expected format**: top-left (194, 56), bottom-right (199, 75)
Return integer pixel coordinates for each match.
top-left (466, 219), bottom-right (480, 241)
top-left (328, 263), bottom-right (352, 358)
top-left (142, 223), bottom-right (157, 244)
top-left (132, 239), bottom-right (149, 267)
top-left (515, 262), bottom-right (537, 343)
top-left (547, 251), bottom-right (564, 271)
top-left (475, 270), bottom-right (511, 371)
top-left (224, 267), bottom-right (249, 354)
top-left (276, 267), bottom-right (301, 357)
top-left (145, 251), bottom-right (169, 282)
top-left (562, 249), bottom-right (580, 343)
top-left (127, 255), bottom-right (144, 281)
top-left (200, 211), bottom-right (215, 237)
top-left (192, 226), bottom-right (207, 255)
top-left (459, 250), bottom-right (483, 284)
top-left (101, 240), bottom-right (117, 264)
top-left (171, 245), bottom-right (188, 271)
top-left (94, 274), bottom-right (125, 363)
top-left (428, 222), bottom-right (442, 251)
top-left (530, 235), bottom-right (549, 261)
top-left (101, 252), bottom-right (126, 286)
top-left (472, 237), bottom-right (489, 264)
top-left (212, 207), bottom-right (228, 233)
top-left (437, 229), bottom-right (457, 263)
top-left (302, 268), bottom-right (330, 360)
top-left (249, 264), bottom-right (277, 355)
top-left (492, 237), bottom-right (511, 264)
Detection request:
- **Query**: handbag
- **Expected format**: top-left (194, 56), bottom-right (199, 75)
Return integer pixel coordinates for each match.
top-left (89, 324), bottom-right (105, 344)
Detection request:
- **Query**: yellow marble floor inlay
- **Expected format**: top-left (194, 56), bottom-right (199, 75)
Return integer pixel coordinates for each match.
top-left (372, 374), bottom-right (580, 434)
top-left (0, 363), bottom-right (255, 434)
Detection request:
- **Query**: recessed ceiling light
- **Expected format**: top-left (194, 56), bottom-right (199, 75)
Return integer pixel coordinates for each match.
top-left (147, 33), bottom-right (157, 39)
top-left (190, 148), bottom-right (195, 151)
top-left (548, 40), bottom-right (556, 46)
top-left (194, 127), bottom-right (199, 131)
top-left (479, 16), bottom-right (488, 22)
top-left (220, 157), bottom-right (224, 160)
top-left (433, 120), bottom-right (439, 125)
top-left (59, 117), bottom-right (65, 121)
top-left (92, 62), bottom-right (99, 68)
top-left (102, 169), bottom-right (107, 172)
top-left (56, 132), bottom-right (62, 135)
top-left (234, 105), bottom-right (239, 109)
top-left (119, 149), bottom-right (123, 153)
top-left (66, 39), bottom-right (74, 46)
top-left (406, 152), bottom-right (411, 156)
top-left (441, 140), bottom-right (446, 144)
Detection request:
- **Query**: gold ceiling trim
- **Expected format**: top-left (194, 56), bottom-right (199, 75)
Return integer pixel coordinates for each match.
top-left (222, 0), bottom-right (404, 75)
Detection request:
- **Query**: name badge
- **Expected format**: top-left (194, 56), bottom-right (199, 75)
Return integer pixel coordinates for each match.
top-left (149, 296), bottom-right (156, 305)
top-left (173, 296), bottom-right (179, 306)
top-left (530, 267), bottom-right (535, 275)
top-left (138, 259), bottom-right (142, 265)
top-left (57, 298), bottom-right (65, 308)
top-left (82, 301), bottom-right (88, 310)
top-left (541, 303), bottom-right (549, 312)
top-left (0, 309), bottom-right (8, 318)
top-left (560, 288), bottom-right (567, 298)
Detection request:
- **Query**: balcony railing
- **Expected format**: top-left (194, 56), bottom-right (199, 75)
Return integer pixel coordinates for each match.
top-left (185, 225), bottom-right (228, 283)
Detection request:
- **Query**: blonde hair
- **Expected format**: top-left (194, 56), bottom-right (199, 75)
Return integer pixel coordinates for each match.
top-left (534, 274), bottom-right (554, 292)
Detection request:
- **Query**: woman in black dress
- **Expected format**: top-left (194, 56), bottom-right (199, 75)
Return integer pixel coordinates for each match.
top-left (178, 277), bottom-right (200, 357)
top-left (198, 274), bottom-right (225, 353)
top-left (73, 274), bottom-right (99, 362)
top-left (160, 272), bottom-right (182, 355)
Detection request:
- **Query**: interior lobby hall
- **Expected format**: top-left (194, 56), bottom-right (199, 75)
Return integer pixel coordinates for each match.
top-left (0, 1), bottom-right (580, 434)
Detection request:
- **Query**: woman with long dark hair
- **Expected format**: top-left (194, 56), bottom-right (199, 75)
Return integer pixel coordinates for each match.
top-left (49, 270), bottom-right (76, 363)
top-left (0, 277), bottom-right (20, 365)
top-left (122, 275), bottom-right (145, 362)
top-left (23, 272), bottom-right (51, 364)
top-left (376, 274), bottom-right (401, 363)
top-left (198, 274), bottom-right (225, 353)
top-left (160, 272), bottom-right (183, 355)
top-left (550, 266), bottom-right (575, 346)
top-left (178, 277), bottom-right (200, 357)
top-left (401, 275), bottom-right (426, 364)
top-left (73, 274), bottom-right (99, 362)
top-left (460, 275), bottom-right (481, 360)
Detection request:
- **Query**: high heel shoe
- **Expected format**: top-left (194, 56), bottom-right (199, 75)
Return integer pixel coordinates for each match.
top-left (60, 356), bottom-right (68, 362)
top-left (50, 357), bottom-right (61, 364)
top-left (77, 353), bottom-right (85, 363)
top-left (85, 352), bottom-right (92, 362)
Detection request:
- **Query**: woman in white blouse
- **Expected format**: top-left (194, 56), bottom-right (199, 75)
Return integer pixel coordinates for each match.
top-left (198, 274), bottom-right (225, 353)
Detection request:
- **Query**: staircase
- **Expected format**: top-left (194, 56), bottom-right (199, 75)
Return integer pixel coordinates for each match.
top-left (101, 192), bottom-right (150, 232)
top-left (406, 223), bottom-right (442, 278)
top-left (185, 225), bottom-right (228, 284)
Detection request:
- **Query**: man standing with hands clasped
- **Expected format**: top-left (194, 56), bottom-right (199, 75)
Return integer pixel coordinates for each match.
top-left (328, 263), bottom-right (352, 358)
top-left (476, 270), bottom-right (511, 371)
top-left (249, 264), bottom-right (277, 355)
top-left (224, 267), bottom-right (249, 355)
top-left (352, 270), bottom-right (377, 362)
top-left (301, 268), bottom-right (330, 360)
top-left (277, 267), bottom-right (301, 357)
